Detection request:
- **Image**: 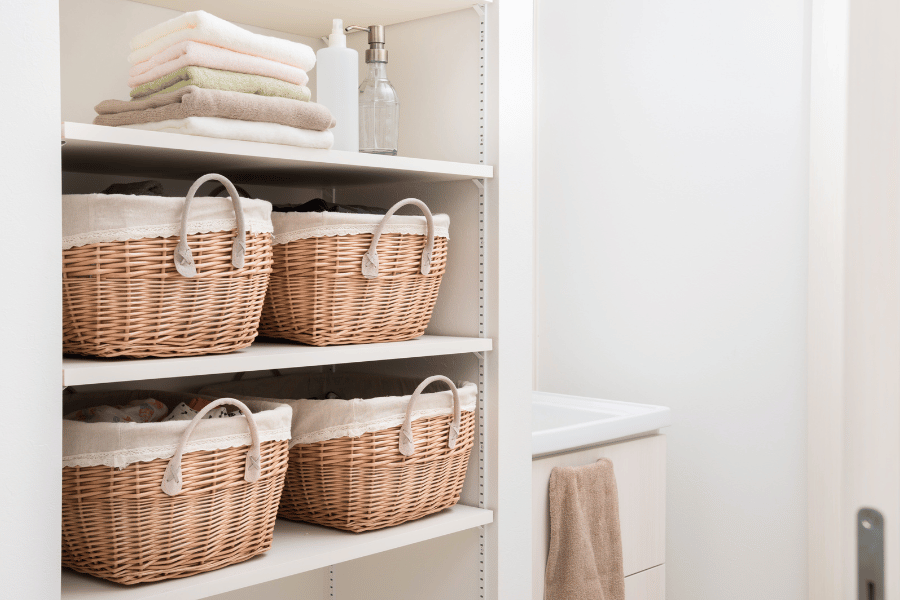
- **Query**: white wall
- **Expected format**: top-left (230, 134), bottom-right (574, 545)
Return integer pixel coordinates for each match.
top-left (0, 0), bottom-right (62, 598)
top-left (535, 1), bottom-right (809, 599)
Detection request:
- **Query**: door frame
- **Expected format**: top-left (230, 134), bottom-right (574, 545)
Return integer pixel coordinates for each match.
top-left (808, 0), bottom-right (900, 597)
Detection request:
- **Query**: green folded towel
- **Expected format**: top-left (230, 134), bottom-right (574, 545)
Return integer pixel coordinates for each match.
top-left (130, 65), bottom-right (311, 102)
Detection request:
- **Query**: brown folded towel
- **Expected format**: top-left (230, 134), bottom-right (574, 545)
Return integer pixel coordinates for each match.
top-left (93, 86), bottom-right (336, 132)
top-left (545, 458), bottom-right (625, 600)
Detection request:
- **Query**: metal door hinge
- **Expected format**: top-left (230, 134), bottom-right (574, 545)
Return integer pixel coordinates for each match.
top-left (859, 508), bottom-right (884, 600)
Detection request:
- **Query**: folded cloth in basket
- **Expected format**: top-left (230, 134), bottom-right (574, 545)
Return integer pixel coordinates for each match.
top-left (272, 198), bottom-right (387, 215)
top-left (199, 372), bottom-right (477, 446)
top-left (95, 87), bottom-right (335, 131)
top-left (123, 117), bottom-right (335, 149)
top-left (163, 402), bottom-right (237, 421)
top-left (101, 180), bottom-right (166, 196)
top-left (130, 66), bottom-right (311, 101)
top-left (129, 41), bottom-right (309, 88)
top-left (65, 398), bottom-right (169, 423)
top-left (128, 10), bottom-right (316, 71)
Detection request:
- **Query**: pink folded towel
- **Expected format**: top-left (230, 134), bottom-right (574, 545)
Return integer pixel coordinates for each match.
top-left (129, 41), bottom-right (309, 88)
top-left (128, 10), bottom-right (315, 71)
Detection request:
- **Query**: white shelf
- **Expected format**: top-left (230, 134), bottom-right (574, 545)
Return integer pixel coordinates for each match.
top-left (127, 0), bottom-right (491, 38)
top-left (61, 122), bottom-right (493, 186)
top-left (63, 335), bottom-right (492, 386)
top-left (61, 505), bottom-right (493, 600)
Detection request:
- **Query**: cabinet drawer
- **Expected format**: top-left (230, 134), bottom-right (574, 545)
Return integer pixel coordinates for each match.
top-left (625, 564), bottom-right (665, 600)
top-left (532, 434), bottom-right (666, 599)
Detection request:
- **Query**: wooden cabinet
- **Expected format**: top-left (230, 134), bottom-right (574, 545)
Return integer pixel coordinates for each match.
top-left (532, 434), bottom-right (666, 599)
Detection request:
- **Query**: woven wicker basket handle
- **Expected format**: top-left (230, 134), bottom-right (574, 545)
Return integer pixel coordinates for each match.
top-left (399, 375), bottom-right (461, 457)
top-left (161, 398), bottom-right (262, 496)
top-left (362, 198), bottom-right (435, 279)
top-left (174, 174), bottom-right (248, 277)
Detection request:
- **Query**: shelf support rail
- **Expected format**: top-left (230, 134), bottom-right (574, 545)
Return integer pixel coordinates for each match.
top-left (476, 4), bottom-right (488, 600)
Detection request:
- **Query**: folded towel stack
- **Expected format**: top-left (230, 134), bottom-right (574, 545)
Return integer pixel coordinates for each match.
top-left (93, 11), bottom-right (335, 149)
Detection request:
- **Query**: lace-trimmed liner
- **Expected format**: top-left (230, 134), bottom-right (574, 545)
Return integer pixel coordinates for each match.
top-left (273, 223), bottom-right (450, 245)
top-left (63, 402), bottom-right (292, 469)
top-left (62, 194), bottom-right (274, 250)
top-left (63, 218), bottom-right (274, 250)
top-left (287, 403), bottom-right (474, 446)
top-left (200, 376), bottom-right (477, 447)
top-left (271, 210), bottom-right (450, 246)
top-left (62, 425), bottom-right (291, 469)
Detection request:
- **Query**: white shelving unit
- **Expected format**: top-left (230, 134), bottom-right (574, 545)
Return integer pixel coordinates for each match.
top-left (61, 506), bottom-right (494, 600)
top-left (63, 336), bottom-right (493, 386)
top-left (3, 0), bottom-right (534, 598)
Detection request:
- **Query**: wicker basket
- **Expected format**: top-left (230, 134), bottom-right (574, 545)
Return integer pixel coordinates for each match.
top-left (200, 373), bottom-right (475, 532)
top-left (63, 174), bottom-right (273, 358)
top-left (61, 391), bottom-right (291, 585)
top-left (259, 198), bottom-right (448, 346)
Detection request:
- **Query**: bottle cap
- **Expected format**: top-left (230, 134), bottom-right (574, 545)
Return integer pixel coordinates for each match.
top-left (328, 18), bottom-right (347, 48)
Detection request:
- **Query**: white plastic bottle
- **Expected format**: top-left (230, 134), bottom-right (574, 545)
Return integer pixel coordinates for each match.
top-left (316, 19), bottom-right (359, 152)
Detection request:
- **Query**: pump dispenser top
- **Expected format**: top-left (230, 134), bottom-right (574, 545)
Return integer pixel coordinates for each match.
top-left (364, 25), bottom-right (387, 63)
top-left (345, 25), bottom-right (388, 63)
top-left (327, 18), bottom-right (347, 48)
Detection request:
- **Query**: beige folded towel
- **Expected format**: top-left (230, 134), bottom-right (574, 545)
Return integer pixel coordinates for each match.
top-left (545, 458), bottom-right (625, 600)
top-left (94, 86), bottom-right (335, 131)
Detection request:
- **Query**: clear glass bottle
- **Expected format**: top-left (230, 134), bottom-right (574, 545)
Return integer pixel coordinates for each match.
top-left (356, 25), bottom-right (399, 155)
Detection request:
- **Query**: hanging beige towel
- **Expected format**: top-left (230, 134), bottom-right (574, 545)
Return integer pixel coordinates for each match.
top-left (545, 458), bottom-right (625, 600)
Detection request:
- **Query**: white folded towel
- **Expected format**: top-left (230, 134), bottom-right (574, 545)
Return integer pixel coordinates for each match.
top-left (128, 11), bottom-right (316, 72)
top-left (124, 116), bottom-right (335, 149)
top-left (129, 41), bottom-right (309, 88)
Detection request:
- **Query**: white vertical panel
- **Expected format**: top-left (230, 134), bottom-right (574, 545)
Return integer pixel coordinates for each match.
top-left (486, 1), bottom-right (535, 599)
top-left (808, 0), bottom-right (848, 597)
top-left (0, 0), bottom-right (61, 597)
top-left (842, 0), bottom-right (900, 596)
top-left (535, 0), bottom-right (809, 598)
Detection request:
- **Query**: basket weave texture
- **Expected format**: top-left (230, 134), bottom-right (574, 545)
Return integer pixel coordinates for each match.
top-left (62, 438), bottom-right (289, 584)
top-left (260, 232), bottom-right (446, 346)
top-left (197, 373), bottom-right (476, 533)
top-left (62, 174), bottom-right (273, 358)
top-left (260, 198), bottom-right (448, 346)
top-left (280, 410), bottom-right (474, 532)
top-left (63, 231), bottom-right (272, 357)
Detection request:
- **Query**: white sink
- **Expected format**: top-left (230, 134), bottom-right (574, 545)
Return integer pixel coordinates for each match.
top-left (532, 392), bottom-right (672, 456)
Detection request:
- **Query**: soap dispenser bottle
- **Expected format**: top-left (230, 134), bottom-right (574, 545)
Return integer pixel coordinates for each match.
top-left (316, 19), bottom-right (359, 152)
top-left (350, 25), bottom-right (399, 156)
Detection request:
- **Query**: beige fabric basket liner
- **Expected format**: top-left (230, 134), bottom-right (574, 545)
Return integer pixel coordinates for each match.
top-left (62, 390), bottom-right (291, 469)
top-left (62, 194), bottom-right (274, 249)
top-left (200, 372), bottom-right (476, 446)
top-left (271, 210), bottom-right (450, 245)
